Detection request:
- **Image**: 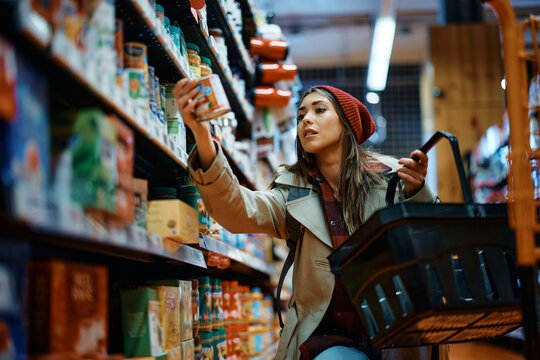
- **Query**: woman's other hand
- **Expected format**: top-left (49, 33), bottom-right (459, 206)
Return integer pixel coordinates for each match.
top-left (397, 149), bottom-right (428, 198)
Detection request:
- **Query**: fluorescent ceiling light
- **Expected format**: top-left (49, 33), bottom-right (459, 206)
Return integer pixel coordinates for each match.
top-left (366, 17), bottom-right (396, 91)
top-left (366, 0), bottom-right (398, 92)
top-left (366, 91), bottom-right (380, 104)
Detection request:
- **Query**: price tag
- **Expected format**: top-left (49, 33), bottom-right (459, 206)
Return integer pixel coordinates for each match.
top-left (128, 224), bottom-right (148, 250)
top-left (198, 233), bottom-right (207, 248)
top-left (172, 48), bottom-right (180, 64)
top-left (176, 245), bottom-right (207, 268)
top-left (109, 224), bottom-right (128, 245)
top-left (161, 131), bottom-right (168, 146)
top-left (156, 23), bottom-right (165, 40)
top-left (150, 122), bottom-right (159, 139)
top-left (148, 232), bottom-right (163, 249)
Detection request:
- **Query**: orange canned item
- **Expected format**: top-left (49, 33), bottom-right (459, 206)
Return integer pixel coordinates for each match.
top-left (254, 86), bottom-right (292, 107)
top-left (258, 62), bottom-right (298, 85)
top-left (249, 38), bottom-right (288, 61)
top-left (195, 74), bottom-right (231, 121)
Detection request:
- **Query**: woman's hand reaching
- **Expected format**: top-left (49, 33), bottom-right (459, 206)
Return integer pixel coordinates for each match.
top-left (172, 78), bottom-right (210, 141)
top-left (173, 78), bottom-right (216, 169)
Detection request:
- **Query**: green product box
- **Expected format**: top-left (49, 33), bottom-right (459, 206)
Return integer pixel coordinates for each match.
top-left (121, 288), bottom-right (163, 357)
top-left (70, 108), bottom-right (117, 211)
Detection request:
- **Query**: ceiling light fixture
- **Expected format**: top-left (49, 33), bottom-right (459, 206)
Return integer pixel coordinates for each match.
top-left (366, 92), bottom-right (380, 104)
top-left (366, 0), bottom-right (399, 92)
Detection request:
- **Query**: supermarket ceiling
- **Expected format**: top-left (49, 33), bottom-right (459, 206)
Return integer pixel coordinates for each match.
top-left (252, 0), bottom-right (540, 68)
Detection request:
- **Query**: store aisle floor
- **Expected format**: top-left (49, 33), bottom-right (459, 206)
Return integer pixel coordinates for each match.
top-left (449, 342), bottom-right (524, 360)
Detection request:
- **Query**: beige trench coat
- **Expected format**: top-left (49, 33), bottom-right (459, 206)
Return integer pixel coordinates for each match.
top-left (188, 141), bottom-right (450, 360)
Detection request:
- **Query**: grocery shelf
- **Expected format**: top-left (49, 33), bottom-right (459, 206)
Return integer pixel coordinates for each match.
top-left (50, 49), bottom-right (190, 171)
top-left (251, 341), bottom-right (279, 360)
top-left (184, 22), bottom-right (252, 124)
top-left (199, 233), bottom-right (277, 277)
top-left (222, 147), bottom-right (258, 190)
top-left (0, 12), bottom-right (190, 175)
top-left (236, 0), bottom-right (259, 47)
top-left (162, 1), bottom-right (253, 125)
top-left (118, 0), bottom-right (192, 82)
top-left (0, 218), bottom-right (207, 269)
top-left (273, 244), bottom-right (289, 262)
top-left (206, 0), bottom-right (255, 84)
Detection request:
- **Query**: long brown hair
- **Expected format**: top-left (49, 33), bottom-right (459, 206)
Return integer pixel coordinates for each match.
top-left (285, 87), bottom-right (388, 234)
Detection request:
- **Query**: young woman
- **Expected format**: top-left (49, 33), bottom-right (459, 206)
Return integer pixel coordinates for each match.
top-left (173, 79), bottom-right (449, 360)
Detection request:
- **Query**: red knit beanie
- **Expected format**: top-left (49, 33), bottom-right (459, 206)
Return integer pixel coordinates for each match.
top-left (309, 85), bottom-right (376, 145)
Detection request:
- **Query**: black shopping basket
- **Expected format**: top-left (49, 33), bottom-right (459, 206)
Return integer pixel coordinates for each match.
top-left (328, 131), bottom-right (523, 348)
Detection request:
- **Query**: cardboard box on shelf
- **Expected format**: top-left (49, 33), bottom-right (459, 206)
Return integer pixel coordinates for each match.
top-left (165, 346), bottom-right (181, 360)
top-left (146, 286), bottom-right (180, 351)
top-left (29, 260), bottom-right (108, 357)
top-left (0, 239), bottom-right (30, 360)
top-left (111, 115), bottom-right (134, 223)
top-left (71, 108), bottom-right (118, 212)
top-left (180, 339), bottom-right (194, 360)
top-left (0, 54), bottom-right (50, 226)
top-left (133, 178), bottom-right (148, 229)
top-left (115, 184), bottom-right (135, 224)
top-left (147, 199), bottom-right (199, 251)
top-left (111, 115), bottom-right (134, 184)
top-left (120, 288), bottom-right (163, 357)
top-left (143, 280), bottom-right (193, 342)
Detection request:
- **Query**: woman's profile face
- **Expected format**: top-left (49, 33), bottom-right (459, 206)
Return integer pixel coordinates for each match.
top-left (297, 92), bottom-right (345, 156)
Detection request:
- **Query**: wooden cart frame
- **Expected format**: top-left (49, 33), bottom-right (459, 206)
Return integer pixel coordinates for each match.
top-left (485, 1), bottom-right (540, 358)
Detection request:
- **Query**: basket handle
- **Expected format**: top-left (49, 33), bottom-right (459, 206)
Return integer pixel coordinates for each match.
top-left (385, 131), bottom-right (473, 206)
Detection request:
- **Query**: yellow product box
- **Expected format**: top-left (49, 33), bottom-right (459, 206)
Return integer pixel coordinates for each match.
top-left (180, 280), bottom-right (193, 341)
top-left (147, 199), bottom-right (199, 250)
top-left (145, 279), bottom-right (193, 342)
top-left (166, 346), bottom-right (181, 360)
top-left (181, 339), bottom-right (194, 360)
top-left (147, 286), bottom-right (181, 351)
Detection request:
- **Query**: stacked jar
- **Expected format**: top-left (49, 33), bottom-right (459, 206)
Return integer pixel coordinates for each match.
top-left (187, 43), bottom-right (201, 78)
top-left (180, 185), bottom-right (210, 233)
top-left (200, 56), bottom-right (212, 77)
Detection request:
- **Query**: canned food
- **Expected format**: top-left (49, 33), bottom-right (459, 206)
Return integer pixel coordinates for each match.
top-left (124, 42), bottom-right (147, 69)
top-left (164, 83), bottom-right (180, 120)
top-left (195, 75), bottom-right (231, 121)
top-left (125, 68), bottom-right (149, 111)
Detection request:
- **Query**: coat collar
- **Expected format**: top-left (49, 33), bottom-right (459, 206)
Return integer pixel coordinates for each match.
top-left (273, 167), bottom-right (332, 248)
top-left (273, 168), bottom-right (312, 188)
top-left (272, 154), bottom-right (399, 249)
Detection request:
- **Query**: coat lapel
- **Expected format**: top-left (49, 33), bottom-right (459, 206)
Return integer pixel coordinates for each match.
top-left (287, 193), bottom-right (333, 249)
top-left (273, 167), bottom-right (333, 249)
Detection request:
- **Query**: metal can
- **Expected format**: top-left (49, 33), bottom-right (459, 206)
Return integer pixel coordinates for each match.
top-left (195, 74), bottom-right (231, 121)
top-left (163, 82), bottom-right (180, 120)
top-left (192, 279), bottom-right (200, 337)
top-left (124, 68), bottom-right (149, 111)
top-left (124, 42), bottom-right (147, 69)
top-left (198, 277), bottom-right (213, 332)
top-left (200, 331), bottom-right (214, 360)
